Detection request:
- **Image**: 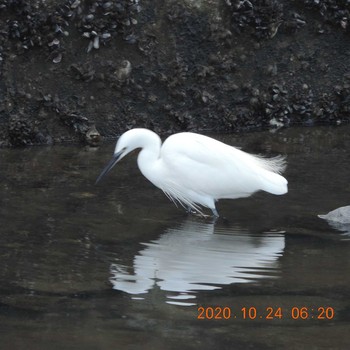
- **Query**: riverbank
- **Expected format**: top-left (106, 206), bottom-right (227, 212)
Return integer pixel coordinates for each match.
top-left (1, 0), bottom-right (349, 146)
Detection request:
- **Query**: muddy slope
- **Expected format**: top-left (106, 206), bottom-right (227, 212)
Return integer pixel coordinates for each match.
top-left (0, 0), bottom-right (350, 146)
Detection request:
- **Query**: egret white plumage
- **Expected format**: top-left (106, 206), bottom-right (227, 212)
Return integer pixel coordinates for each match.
top-left (96, 128), bottom-right (288, 217)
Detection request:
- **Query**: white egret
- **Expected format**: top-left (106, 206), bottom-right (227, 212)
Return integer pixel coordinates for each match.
top-left (96, 128), bottom-right (288, 217)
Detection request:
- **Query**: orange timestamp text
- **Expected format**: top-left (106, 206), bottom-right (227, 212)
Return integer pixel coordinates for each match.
top-left (197, 306), bottom-right (335, 320)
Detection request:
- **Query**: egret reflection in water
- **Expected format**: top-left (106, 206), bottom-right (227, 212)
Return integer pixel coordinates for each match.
top-left (110, 218), bottom-right (285, 304)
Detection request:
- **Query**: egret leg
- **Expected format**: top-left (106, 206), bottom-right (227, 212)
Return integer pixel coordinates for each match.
top-left (211, 208), bottom-right (219, 217)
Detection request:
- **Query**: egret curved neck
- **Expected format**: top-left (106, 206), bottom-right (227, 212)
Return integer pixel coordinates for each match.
top-left (136, 135), bottom-right (162, 181)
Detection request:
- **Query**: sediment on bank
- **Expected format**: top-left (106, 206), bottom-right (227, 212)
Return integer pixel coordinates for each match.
top-left (0, 0), bottom-right (350, 147)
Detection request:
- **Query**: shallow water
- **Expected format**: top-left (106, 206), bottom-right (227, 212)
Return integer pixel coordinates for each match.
top-left (0, 126), bottom-right (350, 349)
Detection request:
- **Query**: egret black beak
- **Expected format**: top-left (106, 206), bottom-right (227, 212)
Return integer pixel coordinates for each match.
top-left (95, 150), bottom-right (123, 184)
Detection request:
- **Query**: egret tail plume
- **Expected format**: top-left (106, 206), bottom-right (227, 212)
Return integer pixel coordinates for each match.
top-left (252, 154), bottom-right (287, 174)
top-left (259, 170), bottom-right (288, 195)
top-left (252, 154), bottom-right (287, 195)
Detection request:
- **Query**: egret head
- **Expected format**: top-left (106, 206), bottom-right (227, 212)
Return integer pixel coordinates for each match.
top-left (95, 128), bottom-right (158, 184)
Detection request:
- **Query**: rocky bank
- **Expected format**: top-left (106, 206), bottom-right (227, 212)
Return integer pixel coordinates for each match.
top-left (0, 0), bottom-right (350, 146)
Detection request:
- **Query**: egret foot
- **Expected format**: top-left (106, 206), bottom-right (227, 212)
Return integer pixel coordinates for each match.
top-left (186, 207), bottom-right (211, 218)
top-left (186, 207), bottom-right (196, 215)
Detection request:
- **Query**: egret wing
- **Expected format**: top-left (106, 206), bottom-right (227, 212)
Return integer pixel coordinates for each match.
top-left (160, 132), bottom-right (269, 199)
